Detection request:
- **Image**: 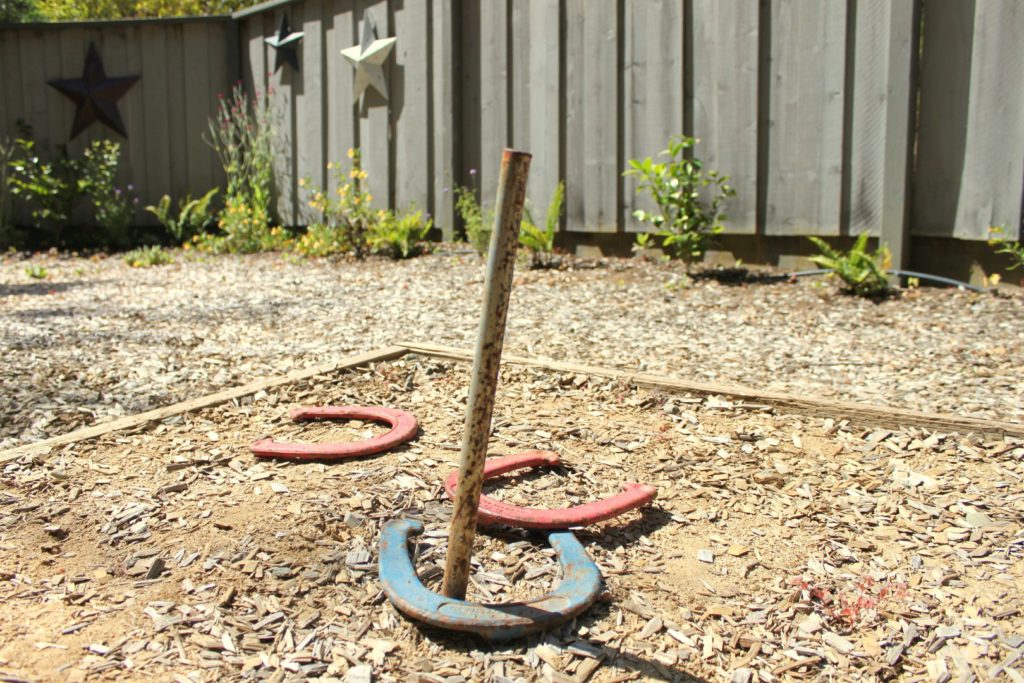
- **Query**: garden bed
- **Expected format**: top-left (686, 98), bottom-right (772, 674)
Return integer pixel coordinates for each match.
top-left (1, 350), bottom-right (1021, 682)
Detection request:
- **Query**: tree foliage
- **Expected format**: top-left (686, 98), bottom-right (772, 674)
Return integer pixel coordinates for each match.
top-left (29, 0), bottom-right (252, 20)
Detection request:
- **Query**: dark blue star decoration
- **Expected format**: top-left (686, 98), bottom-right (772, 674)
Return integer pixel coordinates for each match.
top-left (48, 43), bottom-right (139, 140)
top-left (265, 14), bottom-right (304, 72)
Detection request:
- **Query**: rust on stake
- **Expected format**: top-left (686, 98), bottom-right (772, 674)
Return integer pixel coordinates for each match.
top-left (441, 149), bottom-right (532, 600)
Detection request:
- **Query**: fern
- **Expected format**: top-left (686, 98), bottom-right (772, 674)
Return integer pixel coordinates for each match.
top-left (807, 233), bottom-right (891, 297)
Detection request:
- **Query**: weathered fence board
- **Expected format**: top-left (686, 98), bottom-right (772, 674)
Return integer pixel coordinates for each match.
top-left (293, 0), bottom-right (324, 224)
top-left (323, 0), bottom-right (356, 194)
top-left (622, 0), bottom-right (683, 233)
top-left (565, 0), bottom-right (619, 233)
top-left (691, 0), bottom-right (758, 234)
top-left (765, 0), bottom-right (846, 236)
top-left (430, 0), bottom-right (456, 236)
top-left (393, 0), bottom-right (430, 213)
top-left (357, 0), bottom-right (391, 212)
top-left (2, 0), bottom-right (1021, 256)
top-left (913, 0), bottom-right (1024, 241)
top-left (140, 24), bottom-right (172, 206)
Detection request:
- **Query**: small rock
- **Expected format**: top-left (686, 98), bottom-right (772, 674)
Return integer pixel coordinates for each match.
top-left (697, 549), bottom-right (715, 564)
top-left (344, 512), bottom-right (367, 528)
top-left (730, 668), bottom-right (753, 683)
top-left (347, 664), bottom-right (373, 683)
top-left (145, 558), bottom-right (166, 580)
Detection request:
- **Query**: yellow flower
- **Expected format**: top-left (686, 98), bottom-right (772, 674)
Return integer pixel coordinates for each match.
top-left (327, 161), bottom-right (334, 170)
top-left (365, 194), bottom-right (373, 203)
top-left (349, 169), bottom-right (360, 179)
top-left (359, 170), bottom-right (368, 180)
top-left (347, 148), bottom-right (356, 159)
top-left (298, 177), bottom-right (307, 187)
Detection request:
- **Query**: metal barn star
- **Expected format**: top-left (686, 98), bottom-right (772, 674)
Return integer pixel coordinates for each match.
top-left (265, 14), bottom-right (304, 72)
top-left (48, 43), bottom-right (139, 140)
top-left (340, 14), bottom-right (397, 103)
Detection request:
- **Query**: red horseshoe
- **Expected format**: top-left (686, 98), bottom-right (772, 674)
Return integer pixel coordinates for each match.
top-left (445, 451), bottom-right (657, 529)
top-left (251, 406), bottom-right (418, 460)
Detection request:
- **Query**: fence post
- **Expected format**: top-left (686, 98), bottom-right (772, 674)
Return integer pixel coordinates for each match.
top-left (879, 0), bottom-right (917, 274)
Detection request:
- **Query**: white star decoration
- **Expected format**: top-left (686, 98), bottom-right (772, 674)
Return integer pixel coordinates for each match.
top-left (341, 15), bottom-right (397, 103)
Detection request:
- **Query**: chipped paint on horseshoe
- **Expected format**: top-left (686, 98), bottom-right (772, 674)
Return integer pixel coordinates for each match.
top-left (444, 451), bottom-right (657, 529)
top-left (251, 406), bottom-right (418, 460)
top-left (379, 518), bottom-right (602, 640)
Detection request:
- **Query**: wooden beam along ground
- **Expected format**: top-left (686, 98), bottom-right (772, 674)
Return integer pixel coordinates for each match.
top-left (0, 345), bottom-right (408, 464)
top-left (399, 342), bottom-right (1024, 440)
top-left (3, 341), bottom-right (1021, 465)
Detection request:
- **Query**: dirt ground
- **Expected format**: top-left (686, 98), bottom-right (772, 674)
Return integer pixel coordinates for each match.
top-left (1, 355), bottom-right (1021, 682)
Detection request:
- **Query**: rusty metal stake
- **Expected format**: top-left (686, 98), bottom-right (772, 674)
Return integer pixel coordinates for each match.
top-left (441, 149), bottom-right (532, 599)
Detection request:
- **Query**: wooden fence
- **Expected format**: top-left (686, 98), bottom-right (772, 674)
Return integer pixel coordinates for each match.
top-left (2, 0), bottom-right (1022, 264)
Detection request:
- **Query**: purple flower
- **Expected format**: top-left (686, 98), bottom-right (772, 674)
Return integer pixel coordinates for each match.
top-left (127, 184), bottom-right (134, 192)
top-left (442, 186), bottom-right (449, 193)
top-left (469, 168), bottom-right (477, 176)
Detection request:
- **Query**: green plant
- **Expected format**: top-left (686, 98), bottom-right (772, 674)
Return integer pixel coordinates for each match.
top-left (624, 135), bottom-right (735, 264)
top-left (454, 181), bottom-right (489, 256)
top-left (988, 225), bottom-right (1024, 272)
top-left (519, 181), bottom-right (564, 268)
top-left (194, 195), bottom-right (287, 254)
top-left (206, 84), bottom-right (275, 215)
top-left (807, 232), bottom-right (891, 298)
top-left (295, 149), bottom-right (379, 258)
top-left (369, 208), bottom-right (433, 259)
top-left (1, 0), bottom-right (42, 21)
top-left (123, 245), bottom-right (173, 267)
top-left (25, 264), bottom-right (48, 279)
top-left (203, 83), bottom-right (276, 252)
top-left (78, 139), bottom-right (137, 248)
top-left (0, 136), bottom-right (16, 248)
top-left (6, 124), bottom-right (79, 243)
top-left (145, 187), bottom-right (219, 242)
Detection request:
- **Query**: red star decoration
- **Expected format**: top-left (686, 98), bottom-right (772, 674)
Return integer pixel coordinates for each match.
top-left (48, 43), bottom-right (140, 140)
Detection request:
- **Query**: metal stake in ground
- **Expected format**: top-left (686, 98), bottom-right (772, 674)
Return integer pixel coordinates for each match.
top-left (442, 149), bottom-right (532, 600)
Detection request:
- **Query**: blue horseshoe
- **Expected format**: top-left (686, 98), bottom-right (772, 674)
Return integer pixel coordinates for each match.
top-left (379, 519), bottom-right (603, 640)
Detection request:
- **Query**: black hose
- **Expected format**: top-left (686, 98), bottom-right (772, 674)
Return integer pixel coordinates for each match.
top-left (785, 268), bottom-right (987, 293)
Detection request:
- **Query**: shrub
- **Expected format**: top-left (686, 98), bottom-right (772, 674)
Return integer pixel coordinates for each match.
top-left (78, 139), bottom-right (137, 248)
top-left (204, 84), bottom-right (277, 253)
top-left (369, 208), bottom-right (432, 259)
top-left (624, 135), bottom-right (734, 264)
top-left (6, 124), bottom-right (79, 244)
top-left (296, 149), bottom-right (378, 259)
top-left (123, 245), bottom-right (173, 267)
top-left (519, 181), bottom-right (564, 269)
top-left (454, 179), bottom-right (489, 256)
top-left (145, 188), bottom-right (219, 243)
top-left (807, 232), bottom-right (891, 298)
top-left (194, 195), bottom-right (287, 254)
top-left (0, 136), bottom-right (16, 248)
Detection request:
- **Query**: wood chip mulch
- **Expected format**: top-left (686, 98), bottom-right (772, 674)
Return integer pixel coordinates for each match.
top-left (1, 357), bottom-right (1021, 682)
top-left (2, 250), bottom-right (1022, 451)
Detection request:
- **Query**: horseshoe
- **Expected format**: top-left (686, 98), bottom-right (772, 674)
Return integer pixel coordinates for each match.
top-left (379, 518), bottom-right (602, 640)
top-left (444, 451), bottom-right (657, 529)
top-left (251, 406), bottom-right (418, 460)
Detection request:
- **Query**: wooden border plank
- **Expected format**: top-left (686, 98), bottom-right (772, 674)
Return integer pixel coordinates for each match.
top-left (0, 345), bottom-right (409, 464)
top-left (398, 341), bottom-right (1024, 438)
